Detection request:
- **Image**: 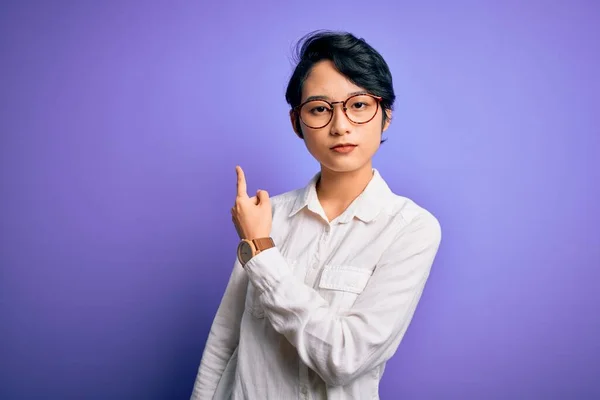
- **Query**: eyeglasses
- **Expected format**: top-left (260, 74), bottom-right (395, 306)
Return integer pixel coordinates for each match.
top-left (293, 93), bottom-right (383, 129)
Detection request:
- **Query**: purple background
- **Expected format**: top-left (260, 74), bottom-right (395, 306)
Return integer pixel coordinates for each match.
top-left (1, 1), bottom-right (599, 399)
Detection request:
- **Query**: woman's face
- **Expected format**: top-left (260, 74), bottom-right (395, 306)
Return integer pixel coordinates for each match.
top-left (291, 60), bottom-right (391, 174)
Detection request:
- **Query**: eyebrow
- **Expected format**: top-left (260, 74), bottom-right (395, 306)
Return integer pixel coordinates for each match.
top-left (303, 91), bottom-right (368, 102)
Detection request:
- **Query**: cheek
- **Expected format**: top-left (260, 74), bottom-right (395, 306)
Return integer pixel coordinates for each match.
top-left (302, 131), bottom-right (324, 151)
top-left (364, 125), bottom-right (384, 147)
top-left (303, 137), bottom-right (324, 159)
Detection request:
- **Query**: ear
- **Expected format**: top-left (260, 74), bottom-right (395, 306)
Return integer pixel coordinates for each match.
top-left (289, 110), bottom-right (304, 139)
top-left (382, 109), bottom-right (392, 132)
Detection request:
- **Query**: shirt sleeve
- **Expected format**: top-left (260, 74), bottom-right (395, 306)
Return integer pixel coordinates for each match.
top-left (190, 258), bottom-right (248, 399)
top-left (243, 211), bottom-right (442, 387)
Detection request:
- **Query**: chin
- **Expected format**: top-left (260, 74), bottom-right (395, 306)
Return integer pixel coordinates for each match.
top-left (307, 144), bottom-right (377, 173)
top-left (320, 158), bottom-right (370, 174)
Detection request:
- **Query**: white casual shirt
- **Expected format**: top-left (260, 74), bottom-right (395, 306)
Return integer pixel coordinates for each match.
top-left (191, 169), bottom-right (441, 400)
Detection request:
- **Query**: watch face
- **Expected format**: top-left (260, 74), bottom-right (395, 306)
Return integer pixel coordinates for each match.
top-left (238, 241), bottom-right (253, 264)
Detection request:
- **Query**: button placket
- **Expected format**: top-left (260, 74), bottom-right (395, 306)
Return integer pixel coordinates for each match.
top-left (306, 224), bottom-right (330, 287)
top-left (320, 225), bottom-right (331, 259)
top-left (305, 242), bottom-right (320, 286)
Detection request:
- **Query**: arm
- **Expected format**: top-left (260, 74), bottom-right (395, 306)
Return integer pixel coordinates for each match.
top-left (190, 258), bottom-right (248, 400)
top-left (243, 212), bottom-right (441, 387)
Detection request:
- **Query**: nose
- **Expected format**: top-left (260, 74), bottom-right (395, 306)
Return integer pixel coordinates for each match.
top-left (329, 102), bottom-right (351, 136)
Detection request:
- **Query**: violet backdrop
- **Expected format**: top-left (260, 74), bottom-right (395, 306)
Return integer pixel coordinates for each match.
top-left (1, 1), bottom-right (599, 399)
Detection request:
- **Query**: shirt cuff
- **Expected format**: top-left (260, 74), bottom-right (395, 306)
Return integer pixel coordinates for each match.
top-left (243, 247), bottom-right (291, 294)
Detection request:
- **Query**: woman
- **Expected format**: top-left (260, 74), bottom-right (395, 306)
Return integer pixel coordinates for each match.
top-left (191, 30), bottom-right (441, 399)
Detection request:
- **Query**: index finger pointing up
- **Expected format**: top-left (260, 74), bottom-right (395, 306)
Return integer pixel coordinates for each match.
top-left (236, 165), bottom-right (248, 198)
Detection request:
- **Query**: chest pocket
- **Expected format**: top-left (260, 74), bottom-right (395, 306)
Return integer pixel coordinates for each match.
top-left (317, 265), bottom-right (373, 311)
top-left (245, 258), bottom-right (298, 319)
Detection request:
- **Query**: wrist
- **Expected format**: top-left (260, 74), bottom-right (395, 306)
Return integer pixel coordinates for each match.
top-left (237, 237), bottom-right (275, 267)
top-left (243, 232), bottom-right (271, 241)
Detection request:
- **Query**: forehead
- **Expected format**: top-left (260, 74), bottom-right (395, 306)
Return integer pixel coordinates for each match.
top-left (302, 60), bottom-right (365, 101)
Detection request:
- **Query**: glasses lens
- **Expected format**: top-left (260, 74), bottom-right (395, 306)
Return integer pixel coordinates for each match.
top-left (300, 100), bottom-right (331, 128)
top-left (345, 95), bottom-right (378, 123)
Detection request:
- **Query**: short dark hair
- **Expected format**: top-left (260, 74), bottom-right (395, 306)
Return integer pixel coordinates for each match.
top-left (285, 30), bottom-right (396, 142)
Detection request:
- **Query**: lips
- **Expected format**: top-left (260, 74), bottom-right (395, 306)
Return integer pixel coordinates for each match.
top-left (330, 144), bottom-right (357, 154)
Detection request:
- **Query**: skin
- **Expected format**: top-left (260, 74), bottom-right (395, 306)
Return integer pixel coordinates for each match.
top-left (232, 59), bottom-right (392, 240)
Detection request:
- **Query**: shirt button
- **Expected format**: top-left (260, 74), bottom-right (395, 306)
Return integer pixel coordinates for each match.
top-left (301, 386), bottom-right (308, 394)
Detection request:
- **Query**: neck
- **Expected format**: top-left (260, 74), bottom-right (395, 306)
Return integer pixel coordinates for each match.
top-left (316, 162), bottom-right (374, 209)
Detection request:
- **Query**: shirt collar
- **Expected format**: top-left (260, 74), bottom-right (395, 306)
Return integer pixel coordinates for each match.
top-left (288, 168), bottom-right (393, 224)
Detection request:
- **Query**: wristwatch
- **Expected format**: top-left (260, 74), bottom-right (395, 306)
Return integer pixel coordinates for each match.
top-left (237, 237), bottom-right (275, 267)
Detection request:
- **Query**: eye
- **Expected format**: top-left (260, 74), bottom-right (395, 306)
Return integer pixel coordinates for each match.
top-left (310, 105), bottom-right (329, 115)
top-left (352, 102), bottom-right (367, 110)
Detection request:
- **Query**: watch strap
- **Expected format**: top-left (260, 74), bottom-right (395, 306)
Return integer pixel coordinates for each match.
top-left (252, 237), bottom-right (275, 254)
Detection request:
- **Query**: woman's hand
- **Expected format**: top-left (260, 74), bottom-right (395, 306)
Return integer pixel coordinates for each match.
top-left (231, 165), bottom-right (272, 240)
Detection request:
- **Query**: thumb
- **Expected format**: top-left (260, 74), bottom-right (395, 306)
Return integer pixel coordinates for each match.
top-left (257, 189), bottom-right (270, 205)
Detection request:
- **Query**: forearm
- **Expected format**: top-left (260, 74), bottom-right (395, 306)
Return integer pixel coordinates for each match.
top-left (259, 271), bottom-right (418, 386)
top-left (243, 215), bottom-right (441, 386)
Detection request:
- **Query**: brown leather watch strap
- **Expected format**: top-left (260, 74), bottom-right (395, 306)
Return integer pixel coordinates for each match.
top-left (252, 237), bottom-right (275, 253)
